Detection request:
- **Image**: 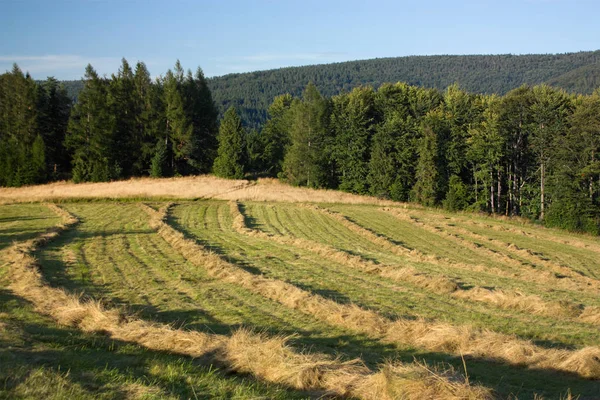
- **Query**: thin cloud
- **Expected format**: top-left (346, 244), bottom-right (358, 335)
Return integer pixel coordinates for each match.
top-left (0, 55), bottom-right (122, 79)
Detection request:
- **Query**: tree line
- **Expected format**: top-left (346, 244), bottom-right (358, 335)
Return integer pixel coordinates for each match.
top-left (2, 61), bottom-right (599, 233)
top-left (219, 82), bottom-right (600, 234)
top-left (0, 59), bottom-right (218, 185)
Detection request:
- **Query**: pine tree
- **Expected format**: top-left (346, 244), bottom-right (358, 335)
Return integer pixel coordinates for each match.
top-left (213, 107), bottom-right (246, 179)
top-left (183, 67), bottom-right (219, 173)
top-left (37, 77), bottom-right (71, 179)
top-left (163, 66), bottom-right (193, 175)
top-left (330, 86), bottom-right (377, 194)
top-left (108, 58), bottom-right (137, 177)
top-left (529, 85), bottom-right (573, 220)
top-left (281, 83), bottom-right (329, 188)
top-left (0, 64), bottom-right (43, 186)
top-left (255, 94), bottom-right (293, 175)
top-left (466, 95), bottom-right (505, 212)
top-left (66, 64), bottom-right (117, 183)
top-left (411, 125), bottom-right (441, 206)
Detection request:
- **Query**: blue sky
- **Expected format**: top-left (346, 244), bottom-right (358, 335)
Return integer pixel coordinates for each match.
top-left (1, 0), bottom-right (598, 80)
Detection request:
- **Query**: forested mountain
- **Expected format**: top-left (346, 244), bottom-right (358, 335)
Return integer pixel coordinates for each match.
top-left (59, 51), bottom-right (600, 128)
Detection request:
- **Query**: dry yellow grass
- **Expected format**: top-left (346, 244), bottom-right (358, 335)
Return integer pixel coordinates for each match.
top-left (144, 202), bottom-right (600, 380)
top-left (0, 175), bottom-right (396, 205)
top-left (2, 204), bottom-right (492, 400)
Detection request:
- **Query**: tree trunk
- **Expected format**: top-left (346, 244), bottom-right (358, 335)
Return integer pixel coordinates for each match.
top-left (497, 167), bottom-right (502, 215)
top-left (474, 165), bottom-right (478, 204)
top-left (540, 161), bottom-right (545, 220)
top-left (490, 169), bottom-right (495, 213)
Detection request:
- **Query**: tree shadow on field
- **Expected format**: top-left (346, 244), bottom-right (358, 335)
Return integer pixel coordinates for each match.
top-left (343, 214), bottom-right (417, 251)
top-left (166, 213), bottom-right (231, 257)
top-left (24, 206), bottom-right (600, 399)
top-left (237, 202), bottom-right (261, 231)
top-left (0, 290), bottom-right (313, 400)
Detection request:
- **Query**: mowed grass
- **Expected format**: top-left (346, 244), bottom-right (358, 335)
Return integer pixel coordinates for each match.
top-left (0, 203), bottom-right (305, 399)
top-left (171, 200), bottom-right (600, 399)
top-left (2, 199), bottom-right (600, 399)
top-left (321, 203), bottom-right (600, 308)
top-left (0, 203), bottom-right (61, 251)
top-left (408, 206), bottom-right (600, 280)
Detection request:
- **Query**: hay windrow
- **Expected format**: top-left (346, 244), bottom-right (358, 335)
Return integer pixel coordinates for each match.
top-left (229, 201), bottom-right (459, 294)
top-left (409, 209), bottom-right (600, 289)
top-left (382, 207), bottom-right (600, 294)
top-left (303, 205), bottom-right (595, 323)
top-left (144, 202), bottom-right (600, 380)
top-left (2, 203), bottom-right (492, 400)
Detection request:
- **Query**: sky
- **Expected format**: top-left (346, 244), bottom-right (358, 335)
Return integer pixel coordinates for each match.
top-left (1, 0), bottom-right (599, 80)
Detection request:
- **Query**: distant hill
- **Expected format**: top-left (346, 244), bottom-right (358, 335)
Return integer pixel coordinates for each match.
top-left (62, 51), bottom-right (600, 127)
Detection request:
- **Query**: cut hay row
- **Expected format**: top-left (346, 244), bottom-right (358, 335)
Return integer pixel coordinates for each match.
top-left (243, 203), bottom-right (600, 324)
top-left (2, 204), bottom-right (492, 400)
top-left (305, 205), bottom-right (599, 318)
top-left (229, 201), bottom-right (459, 294)
top-left (383, 207), bottom-right (600, 294)
top-left (305, 204), bottom-right (517, 278)
top-left (408, 209), bottom-right (600, 287)
top-left (455, 218), bottom-right (600, 281)
top-left (144, 202), bottom-right (600, 380)
top-left (459, 214), bottom-right (600, 256)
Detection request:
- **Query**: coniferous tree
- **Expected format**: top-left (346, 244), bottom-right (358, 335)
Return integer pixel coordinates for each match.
top-left (163, 67), bottom-right (193, 175)
top-left (66, 64), bottom-right (117, 182)
top-left (411, 125), bottom-right (441, 206)
top-left (37, 77), bottom-right (71, 178)
top-left (330, 86), bottom-right (377, 194)
top-left (281, 83), bottom-right (329, 187)
top-left (213, 107), bottom-right (246, 179)
top-left (0, 64), bottom-right (43, 186)
top-left (498, 85), bottom-right (534, 216)
top-left (183, 67), bottom-right (219, 172)
top-left (529, 85), bottom-right (573, 220)
top-left (253, 94), bottom-right (293, 175)
top-left (466, 95), bottom-right (505, 212)
top-left (133, 61), bottom-right (163, 174)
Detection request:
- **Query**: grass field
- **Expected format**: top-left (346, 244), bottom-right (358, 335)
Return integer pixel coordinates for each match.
top-left (1, 177), bottom-right (600, 399)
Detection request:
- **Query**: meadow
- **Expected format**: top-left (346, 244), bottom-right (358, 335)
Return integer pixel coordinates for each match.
top-left (1, 176), bottom-right (599, 399)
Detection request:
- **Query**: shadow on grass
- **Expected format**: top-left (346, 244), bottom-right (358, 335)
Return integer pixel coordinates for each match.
top-left (23, 206), bottom-right (600, 400)
top-left (0, 289), bottom-right (313, 400)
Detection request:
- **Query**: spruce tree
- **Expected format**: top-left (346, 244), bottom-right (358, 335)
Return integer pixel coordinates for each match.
top-left (108, 58), bottom-right (137, 177)
top-left (330, 86), bottom-right (377, 194)
top-left (66, 64), bottom-right (116, 182)
top-left (163, 67), bottom-right (193, 175)
top-left (213, 107), bottom-right (246, 179)
top-left (281, 83), bottom-right (329, 188)
top-left (411, 125), bottom-right (440, 206)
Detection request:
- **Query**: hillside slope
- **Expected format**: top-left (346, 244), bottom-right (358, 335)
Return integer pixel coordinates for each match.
top-left (61, 50), bottom-right (600, 127)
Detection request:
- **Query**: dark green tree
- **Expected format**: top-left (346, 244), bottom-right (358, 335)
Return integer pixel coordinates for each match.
top-left (66, 64), bottom-right (117, 183)
top-left (213, 107), bottom-right (246, 179)
top-left (330, 86), bottom-right (377, 194)
top-left (529, 85), bottom-right (573, 220)
top-left (411, 125), bottom-right (441, 206)
top-left (281, 83), bottom-right (330, 187)
top-left (108, 58), bottom-right (137, 177)
top-left (36, 77), bottom-right (71, 178)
